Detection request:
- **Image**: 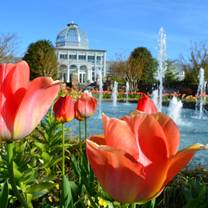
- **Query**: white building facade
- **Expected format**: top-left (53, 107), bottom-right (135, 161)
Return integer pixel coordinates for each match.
top-left (55, 22), bottom-right (106, 84)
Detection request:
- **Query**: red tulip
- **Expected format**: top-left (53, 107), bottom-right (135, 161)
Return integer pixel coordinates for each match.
top-left (136, 94), bottom-right (157, 113)
top-left (53, 96), bottom-right (74, 122)
top-left (86, 113), bottom-right (206, 203)
top-left (74, 101), bottom-right (85, 121)
top-left (75, 93), bottom-right (97, 118)
top-left (0, 61), bottom-right (60, 140)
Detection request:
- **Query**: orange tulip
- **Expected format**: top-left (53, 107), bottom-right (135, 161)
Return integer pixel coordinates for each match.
top-left (75, 93), bottom-right (97, 118)
top-left (53, 96), bottom-right (74, 122)
top-left (74, 101), bottom-right (85, 121)
top-left (136, 94), bottom-right (157, 113)
top-left (86, 113), bottom-right (206, 203)
top-left (0, 61), bottom-right (60, 140)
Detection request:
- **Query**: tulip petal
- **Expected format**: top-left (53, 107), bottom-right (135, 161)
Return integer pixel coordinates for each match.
top-left (102, 114), bottom-right (139, 161)
top-left (0, 62), bottom-right (29, 136)
top-left (1, 61), bottom-right (29, 95)
top-left (0, 92), bottom-right (11, 139)
top-left (164, 143), bottom-right (204, 185)
top-left (153, 113), bottom-right (180, 155)
top-left (138, 115), bottom-right (169, 162)
top-left (86, 137), bottom-right (146, 202)
top-left (136, 94), bottom-right (157, 113)
top-left (13, 77), bottom-right (60, 139)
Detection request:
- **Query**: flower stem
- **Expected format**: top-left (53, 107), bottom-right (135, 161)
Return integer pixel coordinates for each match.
top-left (79, 120), bottom-right (82, 141)
top-left (84, 118), bottom-right (88, 139)
top-left (7, 141), bottom-right (28, 208)
top-left (61, 123), bottom-right (65, 176)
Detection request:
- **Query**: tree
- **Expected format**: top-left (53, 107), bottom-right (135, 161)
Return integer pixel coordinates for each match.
top-left (164, 60), bottom-right (180, 87)
top-left (127, 47), bottom-right (156, 90)
top-left (182, 43), bottom-right (208, 84)
top-left (0, 34), bottom-right (17, 63)
top-left (23, 40), bottom-right (58, 79)
top-left (109, 60), bottom-right (127, 82)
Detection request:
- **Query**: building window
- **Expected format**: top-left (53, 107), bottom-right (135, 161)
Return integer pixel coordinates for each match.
top-left (88, 55), bottom-right (95, 63)
top-left (78, 55), bottom-right (86, 60)
top-left (96, 56), bottom-right (101, 64)
top-left (69, 55), bottom-right (77, 60)
top-left (60, 54), bottom-right (68, 59)
top-left (79, 72), bottom-right (86, 83)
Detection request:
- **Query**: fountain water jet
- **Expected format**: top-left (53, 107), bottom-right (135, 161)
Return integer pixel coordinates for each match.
top-left (195, 68), bottom-right (207, 119)
top-left (156, 27), bottom-right (167, 112)
top-left (112, 81), bottom-right (118, 107)
top-left (125, 81), bottom-right (129, 104)
top-left (98, 70), bottom-right (103, 118)
top-left (152, 89), bottom-right (159, 108)
top-left (168, 96), bottom-right (183, 124)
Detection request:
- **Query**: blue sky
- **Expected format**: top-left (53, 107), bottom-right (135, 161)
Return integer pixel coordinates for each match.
top-left (1, 0), bottom-right (208, 60)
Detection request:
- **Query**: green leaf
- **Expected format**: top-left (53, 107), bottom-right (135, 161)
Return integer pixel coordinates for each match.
top-left (60, 175), bottom-right (74, 208)
top-left (27, 182), bottom-right (55, 200)
top-left (0, 180), bottom-right (9, 208)
top-left (13, 161), bottom-right (23, 179)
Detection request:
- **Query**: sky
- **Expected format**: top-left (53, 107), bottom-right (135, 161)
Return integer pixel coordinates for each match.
top-left (1, 0), bottom-right (208, 61)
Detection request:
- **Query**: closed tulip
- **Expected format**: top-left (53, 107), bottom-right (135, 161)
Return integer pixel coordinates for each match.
top-left (53, 96), bottom-right (74, 122)
top-left (136, 94), bottom-right (157, 113)
top-left (86, 113), bottom-right (206, 203)
top-left (74, 101), bottom-right (85, 121)
top-left (75, 93), bottom-right (97, 118)
top-left (0, 61), bottom-right (60, 140)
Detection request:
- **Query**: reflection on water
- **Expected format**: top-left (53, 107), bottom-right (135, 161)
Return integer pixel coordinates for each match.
top-left (67, 102), bottom-right (208, 167)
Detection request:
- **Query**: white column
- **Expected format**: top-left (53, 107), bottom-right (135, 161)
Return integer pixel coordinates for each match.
top-left (77, 66), bottom-right (80, 83)
top-left (67, 65), bottom-right (70, 83)
top-left (87, 66), bottom-right (92, 82)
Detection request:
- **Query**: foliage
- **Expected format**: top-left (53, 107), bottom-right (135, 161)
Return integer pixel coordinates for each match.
top-left (0, 34), bottom-right (17, 63)
top-left (164, 60), bottom-right (180, 86)
top-left (109, 60), bottom-right (127, 83)
top-left (23, 40), bottom-right (58, 79)
top-left (127, 47), bottom-right (157, 90)
top-left (181, 43), bottom-right (208, 85)
top-left (109, 47), bottom-right (157, 91)
top-left (157, 167), bottom-right (208, 208)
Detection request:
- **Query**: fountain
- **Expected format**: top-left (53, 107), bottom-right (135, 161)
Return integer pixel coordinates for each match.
top-left (168, 96), bottom-right (183, 124)
top-left (112, 81), bottom-right (118, 106)
top-left (152, 89), bottom-right (159, 108)
top-left (156, 27), bottom-right (167, 112)
top-left (125, 81), bottom-right (129, 104)
top-left (98, 70), bottom-right (103, 118)
top-left (195, 68), bottom-right (207, 119)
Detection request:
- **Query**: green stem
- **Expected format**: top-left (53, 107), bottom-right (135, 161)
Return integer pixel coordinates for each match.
top-left (150, 199), bottom-right (156, 208)
top-left (7, 141), bottom-right (28, 208)
top-left (62, 123), bottom-right (65, 176)
top-left (79, 120), bottom-right (82, 141)
top-left (84, 118), bottom-right (88, 139)
top-left (131, 203), bottom-right (137, 208)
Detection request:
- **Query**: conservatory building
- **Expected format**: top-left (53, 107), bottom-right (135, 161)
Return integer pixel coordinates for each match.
top-left (55, 22), bottom-right (106, 84)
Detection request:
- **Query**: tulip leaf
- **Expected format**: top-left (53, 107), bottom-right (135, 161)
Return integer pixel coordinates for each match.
top-left (13, 161), bottom-right (23, 179)
top-left (27, 182), bottom-right (55, 200)
top-left (60, 175), bottom-right (74, 208)
top-left (0, 180), bottom-right (9, 208)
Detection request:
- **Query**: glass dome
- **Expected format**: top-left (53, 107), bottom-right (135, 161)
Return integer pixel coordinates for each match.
top-left (56, 22), bottom-right (89, 49)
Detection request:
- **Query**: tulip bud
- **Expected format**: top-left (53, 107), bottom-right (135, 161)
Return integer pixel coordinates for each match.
top-left (136, 94), bottom-right (157, 113)
top-left (53, 96), bottom-right (74, 122)
top-left (74, 101), bottom-right (85, 121)
top-left (75, 93), bottom-right (97, 118)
